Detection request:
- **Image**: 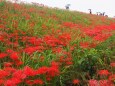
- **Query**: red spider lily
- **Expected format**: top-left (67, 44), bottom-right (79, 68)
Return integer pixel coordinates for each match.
top-left (89, 79), bottom-right (98, 86)
top-left (10, 52), bottom-right (19, 60)
top-left (99, 80), bottom-right (114, 86)
top-left (0, 70), bottom-right (9, 79)
top-left (73, 79), bottom-right (80, 85)
top-left (23, 66), bottom-right (36, 76)
top-left (93, 33), bottom-right (112, 42)
top-left (24, 47), bottom-right (36, 55)
top-left (83, 28), bottom-right (102, 37)
top-left (52, 47), bottom-right (63, 53)
top-left (6, 49), bottom-right (14, 54)
top-left (98, 70), bottom-right (110, 76)
top-left (66, 61), bottom-right (73, 65)
top-left (3, 62), bottom-right (12, 67)
top-left (89, 42), bottom-right (97, 48)
top-left (0, 53), bottom-right (7, 59)
top-left (51, 61), bottom-right (60, 69)
top-left (5, 79), bottom-right (17, 86)
top-left (59, 56), bottom-right (65, 63)
top-left (10, 78), bottom-right (21, 85)
top-left (24, 46), bottom-right (45, 54)
top-left (4, 67), bottom-right (16, 74)
top-left (13, 70), bottom-right (26, 80)
top-left (0, 24), bottom-right (5, 29)
top-left (62, 22), bottom-right (78, 28)
top-left (58, 33), bottom-right (71, 44)
top-left (37, 66), bottom-right (49, 75)
top-left (15, 60), bottom-right (23, 66)
top-left (33, 79), bottom-right (44, 85)
top-left (110, 62), bottom-right (115, 67)
top-left (25, 80), bottom-right (34, 85)
top-left (44, 35), bottom-right (60, 47)
top-left (0, 79), bottom-right (4, 85)
top-left (109, 74), bottom-right (115, 82)
top-left (46, 77), bottom-right (51, 81)
top-left (47, 66), bottom-right (60, 77)
top-left (80, 42), bottom-right (89, 48)
top-left (0, 36), bottom-right (4, 42)
top-left (28, 37), bottom-right (43, 46)
top-left (65, 57), bottom-right (73, 65)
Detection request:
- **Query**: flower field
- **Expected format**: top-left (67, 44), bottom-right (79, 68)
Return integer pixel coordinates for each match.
top-left (0, 1), bottom-right (115, 86)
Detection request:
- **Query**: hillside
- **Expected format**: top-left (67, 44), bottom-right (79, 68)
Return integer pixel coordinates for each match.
top-left (0, 1), bottom-right (115, 86)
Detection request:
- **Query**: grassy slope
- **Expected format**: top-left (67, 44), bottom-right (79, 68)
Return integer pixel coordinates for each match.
top-left (0, 1), bottom-right (115, 86)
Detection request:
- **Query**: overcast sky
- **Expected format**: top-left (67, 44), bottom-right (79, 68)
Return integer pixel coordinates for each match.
top-left (20, 0), bottom-right (115, 18)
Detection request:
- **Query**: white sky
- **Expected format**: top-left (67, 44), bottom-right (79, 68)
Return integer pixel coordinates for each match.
top-left (19, 0), bottom-right (115, 17)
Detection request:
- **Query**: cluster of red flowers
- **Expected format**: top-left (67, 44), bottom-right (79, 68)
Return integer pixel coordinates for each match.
top-left (0, 62), bottom-right (60, 86)
top-left (88, 69), bottom-right (115, 86)
top-left (83, 24), bottom-right (115, 42)
top-left (89, 79), bottom-right (114, 86)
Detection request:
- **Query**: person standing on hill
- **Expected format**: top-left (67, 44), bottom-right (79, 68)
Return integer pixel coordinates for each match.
top-left (102, 12), bottom-right (105, 16)
top-left (65, 4), bottom-right (71, 10)
top-left (96, 12), bottom-right (100, 15)
top-left (88, 9), bottom-right (92, 14)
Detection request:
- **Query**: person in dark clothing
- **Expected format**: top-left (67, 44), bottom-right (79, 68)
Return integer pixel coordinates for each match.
top-left (105, 15), bottom-right (108, 17)
top-left (65, 4), bottom-right (70, 10)
top-left (96, 12), bottom-right (100, 15)
top-left (88, 9), bottom-right (92, 14)
top-left (98, 12), bottom-right (103, 16)
top-left (102, 12), bottom-right (105, 16)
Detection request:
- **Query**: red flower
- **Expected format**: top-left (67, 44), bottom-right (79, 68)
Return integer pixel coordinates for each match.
top-left (109, 74), bottom-right (115, 81)
top-left (46, 77), bottom-right (51, 81)
top-left (0, 53), bottom-right (7, 59)
top-left (37, 66), bottom-right (48, 75)
top-left (0, 70), bottom-right (9, 79)
top-left (6, 49), bottom-right (14, 54)
top-left (24, 47), bottom-right (35, 54)
top-left (33, 79), bottom-right (44, 85)
top-left (4, 62), bottom-right (12, 67)
top-left (66, 61), bottom-right (73, 65)
top-left (47, 66), bottom-right (60, 77)
top-left (51, 61), bottom-right (59, 68)
top-left (110, 62), bottom-right (115, 67)
top-left (73, 79), bottom-right (80, 85)
top-left (98, 70), bottom-right (110, 76)
top-left (10, 78), bottom-right (21, 85)
top-left (25, 80), bottom-right (34, 85)
top-left (24, 46), bottom-right (43, 55)
top-left (15, 61), bottom-right (23, 66)
top-left (23, 66), bottom-right (36, 76)
top-left (89, 79), bottom-right (98, 86)
top-left (0, 79), bottom-right (4, 85)
top-left (62, 22), bottom-right (77, 28)
top-left (0, 36), bottom-right (4, 42)
top-left (10, 52), bottom-right (19, 60)
top-left (4, 67), bottom-right (16, 74)
top-left (99, 80), bottom-right (113, 86)
top-left (80, 42), bottom-right (89, 48)
top-left (13, 70), bottom-right (26, 80)
top-left (5, 79), bottom-right (16, 86)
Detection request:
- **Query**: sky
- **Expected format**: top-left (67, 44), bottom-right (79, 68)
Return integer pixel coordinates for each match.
top-left (16, 0), bottom-right (115, 18)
